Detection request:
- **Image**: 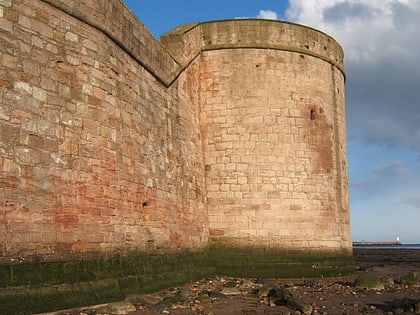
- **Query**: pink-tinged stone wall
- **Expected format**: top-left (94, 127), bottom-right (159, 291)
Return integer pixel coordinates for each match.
top-left (201, 49), bottom-right (350, 250)
top-left (0, 0), bottom-right (352, 265)
top-left (0, 0), bottom-right (208, 263)
top-left (194, 20), bottom-right (351, 252)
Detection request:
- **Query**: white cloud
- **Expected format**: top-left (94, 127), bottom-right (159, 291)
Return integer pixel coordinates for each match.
top-left (373, 160), bottom-right (408, 176)
top-left (286, 0), bottom-right (420, 64)
top-left (257, 10), bottom-right (278, 20)
top-left (285, 0), bottom-right (420, 244)
top-left (286, 0), bottom-right (420, 151)
top-left (352, 160), bottom-right (411, 199)
top-left (402, 195), bottom-right (420, 208)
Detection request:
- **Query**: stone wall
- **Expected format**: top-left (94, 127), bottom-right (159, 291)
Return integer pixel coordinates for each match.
top-left (0, 0), bottom-right (208, 263)
top-left (162, 19), bottom-right (351, 251)
top-left (0, 0), bottom-right (353, 313)
top-left (201, 48), bottom-right (348, 249)
top-left (197, 20), bottom-right (350, 250)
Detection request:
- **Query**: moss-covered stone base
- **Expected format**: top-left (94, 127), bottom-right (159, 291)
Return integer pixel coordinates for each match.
top-left (210, 246), bottom-right (355, 279)
top-left (0, 247), bottom-right (354, 315)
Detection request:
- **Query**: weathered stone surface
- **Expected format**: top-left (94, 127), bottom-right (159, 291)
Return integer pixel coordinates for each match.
top-left (355, 274), bottom-right (384, 290)
top-left (101, 301), bottom-right (136, 315)
top-left (0, 0), bottom-right (209, 262)
top-left (12, 249), bottom-right (418, 315)
top-left (400, 272), bottom-right (420, 286)
top-left (0, 0), bottom-right (351, 264)
top-left (0, 1), bottom-right (353, 312)
top-left (392, 297), bottom-right (420, 314)
top-left (258, 284), bottom-right (313, 314)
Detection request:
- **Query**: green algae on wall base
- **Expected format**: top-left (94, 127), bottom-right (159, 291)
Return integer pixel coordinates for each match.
top-left (209, 245), bottom-right (355, 279)
top-left (0, 248), bottom-right (354, 315)
top-left (0, 251), bottom-right (215, 315)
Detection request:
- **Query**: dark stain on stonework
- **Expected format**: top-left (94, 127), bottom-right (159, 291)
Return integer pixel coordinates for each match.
top-left (307, 106), bottom-right (334, 173)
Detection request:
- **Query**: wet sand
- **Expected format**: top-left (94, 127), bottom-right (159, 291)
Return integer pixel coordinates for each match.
top-left (42, 248), bottom-right (420, 315)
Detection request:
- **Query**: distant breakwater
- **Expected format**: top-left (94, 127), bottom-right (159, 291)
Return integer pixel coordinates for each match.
top-left (353, 241), bottom-right (401, 246)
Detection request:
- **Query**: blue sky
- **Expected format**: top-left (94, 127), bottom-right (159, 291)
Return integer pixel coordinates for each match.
top-left (124, 0), bottom-right (420, 244)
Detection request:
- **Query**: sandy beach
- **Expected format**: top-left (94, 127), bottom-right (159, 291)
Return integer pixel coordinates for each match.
top-left (42, 248), bottom-right (420, 315)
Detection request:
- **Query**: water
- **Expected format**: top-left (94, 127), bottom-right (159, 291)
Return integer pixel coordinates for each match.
top-left (353, 243), bottom-right (420, 250)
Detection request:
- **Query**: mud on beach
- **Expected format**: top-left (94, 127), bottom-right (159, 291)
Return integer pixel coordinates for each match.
top-left (42, 248), bottom-right (420, 315)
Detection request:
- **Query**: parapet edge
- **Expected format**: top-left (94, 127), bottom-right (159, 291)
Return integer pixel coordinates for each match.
top-left (162, 19), bottom-right (345, 78)
top-left (41, 0), bottom-right (182, 86)
top-left (40, 0), bottom-right (345, 86)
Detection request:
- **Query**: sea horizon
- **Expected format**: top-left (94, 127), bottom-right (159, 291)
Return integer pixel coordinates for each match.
top-left (353, 243), bottom-right (420, 250)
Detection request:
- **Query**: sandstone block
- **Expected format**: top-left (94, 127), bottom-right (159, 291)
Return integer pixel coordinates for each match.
top-left (0, 17), bottom-right (12, 32)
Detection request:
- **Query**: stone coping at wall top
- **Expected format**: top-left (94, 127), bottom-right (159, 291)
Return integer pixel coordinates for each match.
top-left (162, 18), bottom-right (342, 49)
top-left (41, 0), bottom-right (345, 87)
top-left (41, 0), bottom-right (181, 86)
top-left (161, 18), bottom-right (345, 78)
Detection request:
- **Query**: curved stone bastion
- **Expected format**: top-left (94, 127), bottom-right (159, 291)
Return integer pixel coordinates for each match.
top-left (0, 0), bottom-right (353, 313)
